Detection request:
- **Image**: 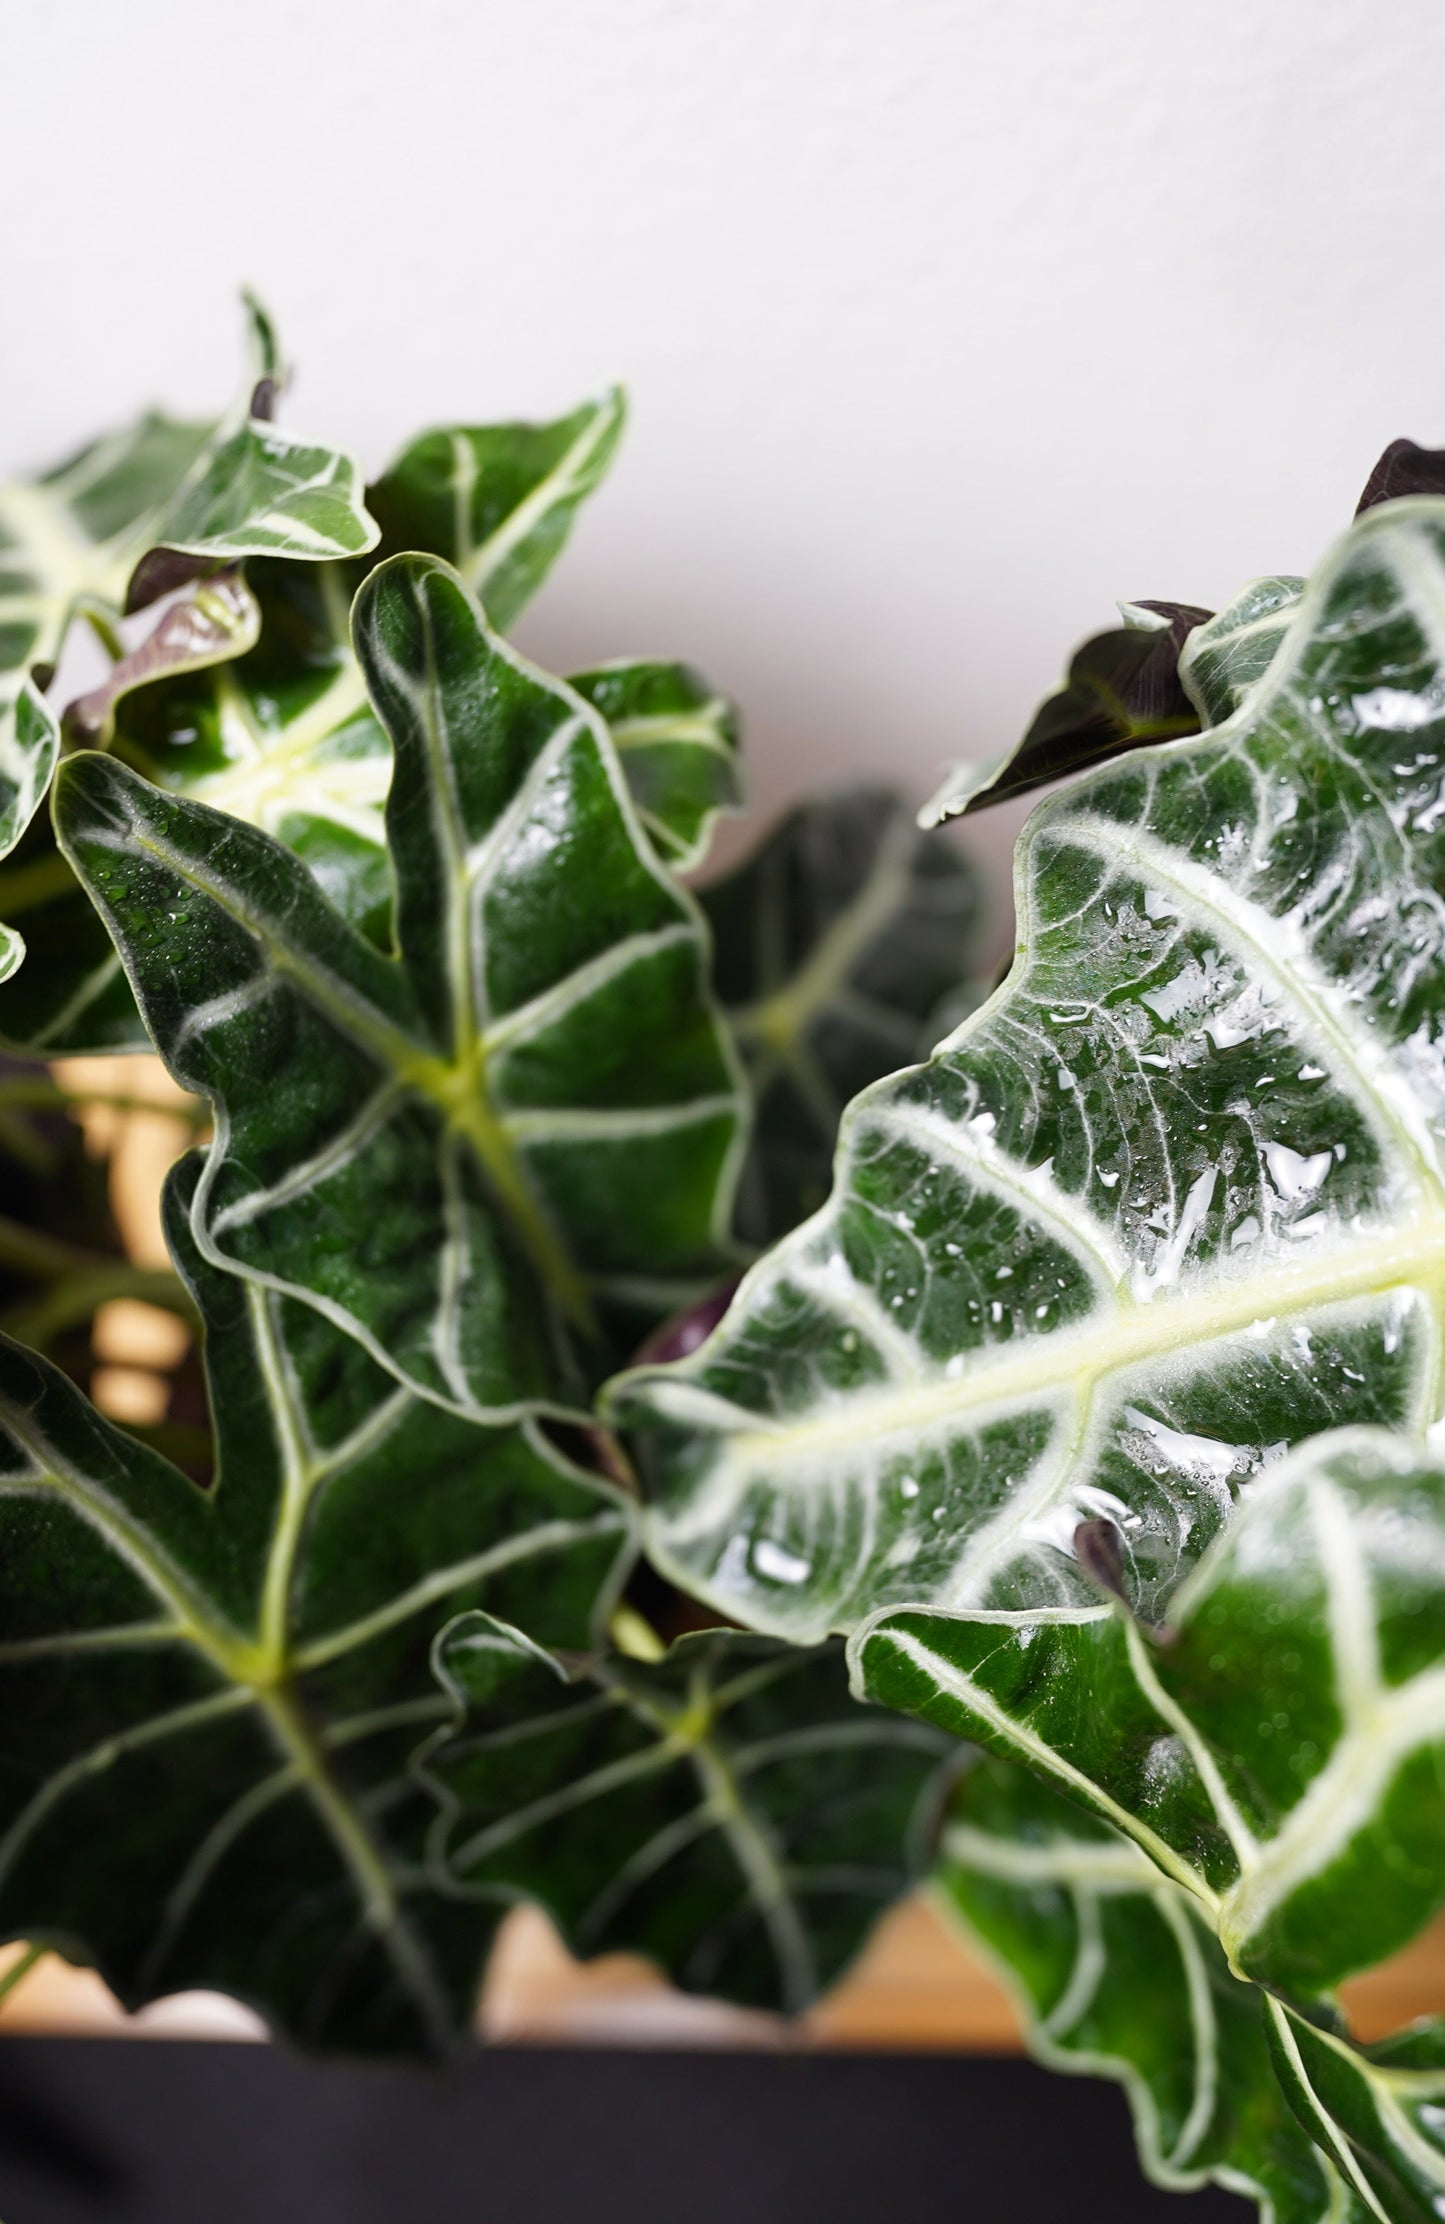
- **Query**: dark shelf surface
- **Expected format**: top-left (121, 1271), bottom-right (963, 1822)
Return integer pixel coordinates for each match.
top-left (0, 2037), bottom-right (1246, 2224)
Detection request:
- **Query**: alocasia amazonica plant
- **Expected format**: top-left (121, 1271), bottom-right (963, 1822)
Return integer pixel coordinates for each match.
top-left (1, 310), bottom-right (1442, 2223)
top-left (0, 306), bottom-right (966, 2061)
top-left (863, 1428), bottom-right (1445, 2221)
top-left (0, 297), bottom-right (376, 990)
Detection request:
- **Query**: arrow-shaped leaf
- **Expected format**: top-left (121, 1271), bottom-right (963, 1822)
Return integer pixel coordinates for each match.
top-left (0, 1153), bottom-right (633, 2053)
top-left (701, 789), bottom-right (986, 1247)
top-left (422, 1617), bottom-right (954, 2014)
top-left (569, 659), bottom-right (742, 873)
top-left (931, 438), bottom-right (1444, 827)
top-left (0, 397), bottom-right (696, 1059)
top-left (47, 553), bottom-right (745, 1413)
top-left (862, 1427), bottom-right (1445, 2222)
top-left (1356, 438), bottom-right (1445, 516)
top-left (611, 498), bottom-right (1445, 1640)
top-left (366, 392), bottom-right (625, 632)
top-left (923, 600), bottom-right (1210, 823)
top-left (937, 1755), bottom-right (1353, 2224)
top-left (0, 301), bottom-right (376, 990)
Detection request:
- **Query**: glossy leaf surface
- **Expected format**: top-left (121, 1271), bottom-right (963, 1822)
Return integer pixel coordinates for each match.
top-left (922, 601), bottom-right (1209, 822)
top-left (701, 789), bottom-right (984, 1247)
top-left (569, 660), bottom-right (742, 871)
top-left (859, 1426), bottom-right (1445, 1997)
top-left (1268, 2009), bottom-right (1445, 2223)
top-left (0, 331), bottom-right (373, 737)
top-left (0, 308), bottom-right (375, 993)
top-left (0, 398), bottom-right (658, 1056)
top-left (113, 558), bottom-right (394, 943)
top-left (52, 555), bottom-right (745, 1413)
top-left (1179, 576), bottom-right (1304, 727)
top-left (367, 392), bottom-right (625, 632)
top-left (0, 1156), bottom-right (634, 2053)
top-left (423, 1617), bottom-right (953, 2013)
top-left (907, 1430), bottom-right (1445, 2223)
top-left (938, 1756), bottom-right (1353, 2224)
top-left (614, 499), bottom-right (1445, 1639)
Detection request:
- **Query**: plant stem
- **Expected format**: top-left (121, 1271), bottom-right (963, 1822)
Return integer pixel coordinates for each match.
top-left (0, 852), bottom-right (76, 917)
top-left (78, 599), bottom-right (126, 662)
top-left (0, 1214), bottom-right (122, 1284)
top-left (1, 1264), bottom-right (197, 1350)
top-left (0, 1075), bottom-right (208, 1126)
top-left (0, 1108), bottom-right (60, 1179)
top-left (0, 1944), bottom-right (43, 2015)
top-left (0, 1214), bottom-right (198, 1349)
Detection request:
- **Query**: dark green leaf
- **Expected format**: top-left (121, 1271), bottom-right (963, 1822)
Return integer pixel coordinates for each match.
top-left (423, 1617), bottom-right (954, 2013)
top-left (611, 499), bottom-right (1445, 1640)
top-left (859, 1429), bottom-right (1445, 1998)
top-left (367, 392), bottom-right (626, 631)
top-left (569, 660), bottom-right (742, 872)
top-left (862, 1427), bottom-right (1445, 2219)
top-left (701, 788), bottom-right (985, 1246)
top-left (48, 554), bottom-right (746, 1412)
top-left (0, 1154), bottom-right (634, 2053)
top-left (1268, 2006), bottom-right (1445, 2222)
top-left (938, 1756), bottom-right (1353, 2224)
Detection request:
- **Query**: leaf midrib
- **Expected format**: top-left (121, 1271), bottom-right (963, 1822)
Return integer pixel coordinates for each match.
top-left (609, 704), bottom-right (733, 756)
top-left (460, 402), bottom-right (616, 602)
top-left (730, 808), bottom-right (919, 1059)
top-left (1056, 810), bottom-right (1445, 1212)
top-left (2, 1342), bottom-right (466, 2039)
top-left (875, 1621), bottom-right (1217, 1912)
top-left (1266, 1999), bottom-right (1392, 2223)
top-left (700, 1210), bottom-right (1445, 1471)
top-left (109, 802), bottom-right (594, 1337)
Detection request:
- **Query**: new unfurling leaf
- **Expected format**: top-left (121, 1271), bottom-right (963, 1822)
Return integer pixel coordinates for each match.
top-left (923, 600), bottom-right (1209, 822)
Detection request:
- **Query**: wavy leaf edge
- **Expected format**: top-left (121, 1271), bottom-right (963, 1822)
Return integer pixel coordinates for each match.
top-left (609, 490), bottom-right (1445, 1645)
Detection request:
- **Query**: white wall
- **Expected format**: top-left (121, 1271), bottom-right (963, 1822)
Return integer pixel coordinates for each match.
top-left (8, 0), bottom-right (1444, 892)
